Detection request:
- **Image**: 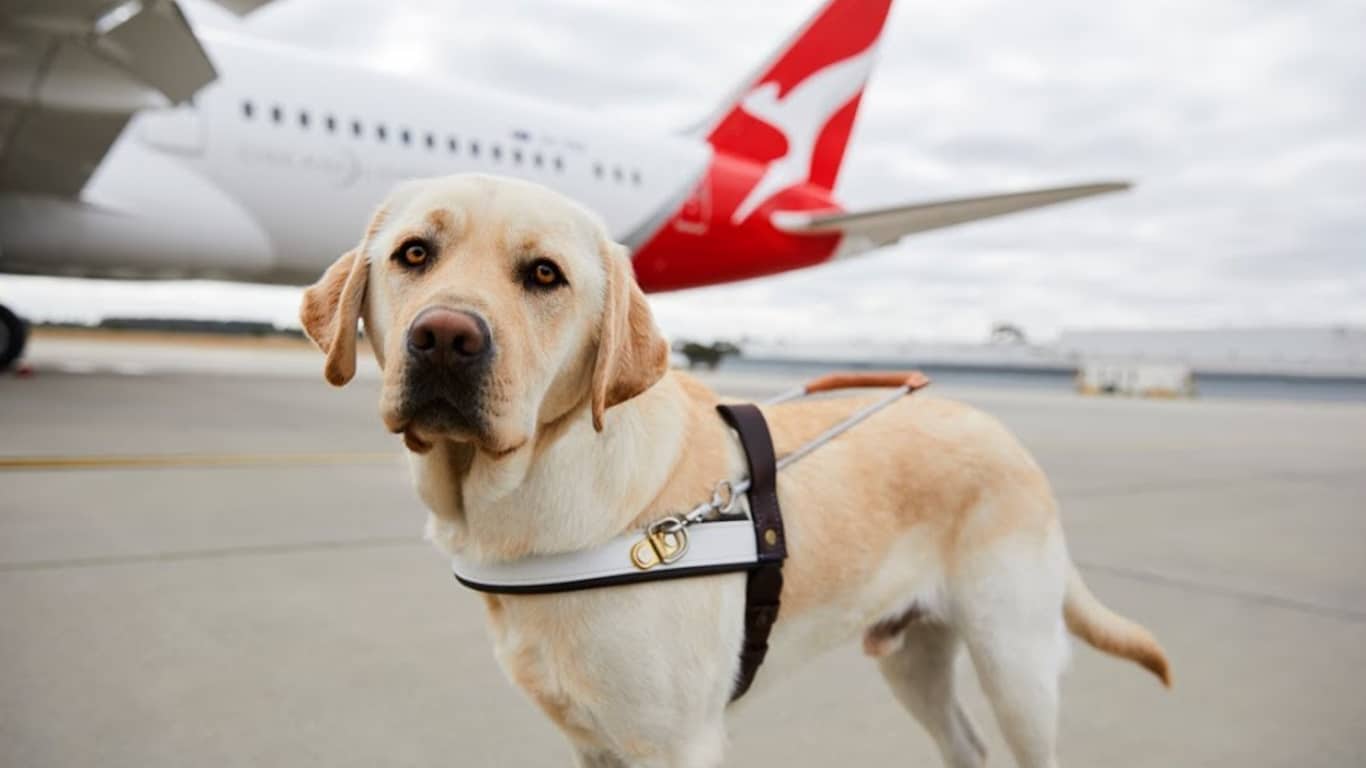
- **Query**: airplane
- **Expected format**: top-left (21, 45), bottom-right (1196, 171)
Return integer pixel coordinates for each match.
top-left (0, 0), bottom-right (1130, 370)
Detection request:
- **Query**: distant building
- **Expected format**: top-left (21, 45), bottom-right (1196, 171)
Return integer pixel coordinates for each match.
top-left (1058, 327), bottom-right (1366, 378)
top-left (1077, 361), bottom-right (1196, 398)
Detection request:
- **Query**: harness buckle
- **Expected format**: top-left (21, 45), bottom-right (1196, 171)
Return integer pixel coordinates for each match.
top-left (630, 516), bottom-right (690, 570)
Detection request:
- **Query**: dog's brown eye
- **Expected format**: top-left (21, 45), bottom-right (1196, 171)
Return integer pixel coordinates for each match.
top-left (391, 239), bottom-right (432, 270)
top-left (526, 259), bottom-right (565, 289)
top-left (402, 243), bottom-right (428, 267)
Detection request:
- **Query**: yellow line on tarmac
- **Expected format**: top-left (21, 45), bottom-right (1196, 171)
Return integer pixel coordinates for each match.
top-left (0, 452), bottom-right (399, 471)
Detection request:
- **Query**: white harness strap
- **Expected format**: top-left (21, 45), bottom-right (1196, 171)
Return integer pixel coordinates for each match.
top-left (451, 519), bottom-right (758, 594)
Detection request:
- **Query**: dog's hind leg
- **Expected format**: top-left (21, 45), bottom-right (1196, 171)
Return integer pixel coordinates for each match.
top-left (958, 542), bottom-right (1069, 768)
top-left (874, 618), bottom-right (987, 768)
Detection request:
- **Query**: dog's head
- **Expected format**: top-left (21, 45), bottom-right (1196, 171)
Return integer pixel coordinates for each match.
top-left (299, 174), bottom-right (668, 455)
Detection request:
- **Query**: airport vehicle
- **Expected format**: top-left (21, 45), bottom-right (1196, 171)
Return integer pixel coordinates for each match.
top-left (0, 0), bottom-right (1129, 369)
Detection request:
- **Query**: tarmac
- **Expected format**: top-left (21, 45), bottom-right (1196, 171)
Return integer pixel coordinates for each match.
top-left (2, 332), bottom-right (1364, 767)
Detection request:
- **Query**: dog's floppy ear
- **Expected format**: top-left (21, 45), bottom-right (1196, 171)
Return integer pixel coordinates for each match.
top-left (300, 248), bottom-right (369, 386)
top-left (590, 241), bottom-right (669, 431)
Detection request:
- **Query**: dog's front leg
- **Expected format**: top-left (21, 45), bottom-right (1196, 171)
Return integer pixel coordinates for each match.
top-left (571, 746), bottom-right (630, 768)
top-left (569, 722), bottom-right (727, 768)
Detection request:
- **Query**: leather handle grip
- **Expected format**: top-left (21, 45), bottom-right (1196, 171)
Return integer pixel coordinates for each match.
top-left (803, 370), bottom-right (931, 395)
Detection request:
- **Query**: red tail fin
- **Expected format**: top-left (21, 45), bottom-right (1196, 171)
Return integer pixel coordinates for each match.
top-left (699, 0), bottom-right (892, 213)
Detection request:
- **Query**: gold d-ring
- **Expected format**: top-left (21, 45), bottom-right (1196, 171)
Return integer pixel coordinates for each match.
top-left (630, 518), bottom-right (690, 570)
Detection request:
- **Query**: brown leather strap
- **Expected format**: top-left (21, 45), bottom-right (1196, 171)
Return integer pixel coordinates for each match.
top-left (716, 403), bottom-right (786, 701)
top-left (803, 370), bottom-right (931, 395)
top-left (716, 404), bottom-right (786, 563)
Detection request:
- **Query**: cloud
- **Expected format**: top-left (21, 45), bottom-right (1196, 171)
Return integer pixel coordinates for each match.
top-left (5, 0), bottom-right (1362, 343)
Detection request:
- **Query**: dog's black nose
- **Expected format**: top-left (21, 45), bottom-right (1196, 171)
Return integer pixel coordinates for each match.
top-left (407, 308), bottom-right (491, 367)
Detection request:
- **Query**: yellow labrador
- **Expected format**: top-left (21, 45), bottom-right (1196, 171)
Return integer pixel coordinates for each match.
top-left (300, 174), bottom-right (1169, 768)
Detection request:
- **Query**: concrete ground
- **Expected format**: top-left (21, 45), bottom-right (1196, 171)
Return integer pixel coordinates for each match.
top-left (2, 334), bottom-right (1364, 766)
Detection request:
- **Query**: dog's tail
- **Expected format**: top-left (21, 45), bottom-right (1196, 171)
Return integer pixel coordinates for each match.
top-left (1063, 563), bottom-right (1172, 687)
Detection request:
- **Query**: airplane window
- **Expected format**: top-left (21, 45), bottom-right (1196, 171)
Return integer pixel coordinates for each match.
top-left (492, 145), bottom-right (503, 161)
top-left (242, 101), bottom-right (253, 119)
top-left (352, 119), bottom-right (362, 137)
top-left (298, 111), bottom-right (309, 129)
top-left (447, 137), bottom-right (458, 153)
top-left (631, 170), bottom-right (642, 186)
top-left (554, 156), bottom-right (564, 172)
top-left (400, 128), bottom-right (411, 146)
top-left (512, 148), bottom-right (523, 164)
top-left (593, 162), bottom-right (603, 178)
top-left (612, 167), bottom-right (623, 182)
top-left (377, 124), bottom-right (388, 142)
top-left (271, 105), bottom-right (283, 123)
top-left (533, 152), bottom-right (544, 169)
top-left (470, 141), bottom-right (481, 157)
top-left (425, 133), bottom-right (435, 150)
top-left (325, 115), bottom-right (337, 133)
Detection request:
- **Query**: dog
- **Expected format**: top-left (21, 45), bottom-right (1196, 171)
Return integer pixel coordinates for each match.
top-left (299, 174), bottom-right (1169, 768)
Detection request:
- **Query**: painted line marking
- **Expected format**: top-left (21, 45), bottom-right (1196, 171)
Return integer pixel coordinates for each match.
top-left (0, 452), bottom-right (399, 471)
top-left (0, 537), bottom-right (425, 573)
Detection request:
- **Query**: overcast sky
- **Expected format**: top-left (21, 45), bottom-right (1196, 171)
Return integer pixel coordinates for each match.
top-left (5, 0), bottom-right (1363, 342)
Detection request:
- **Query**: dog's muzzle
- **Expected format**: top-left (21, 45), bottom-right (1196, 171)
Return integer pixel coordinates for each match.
top-left (398, 307), bottom-right (494, 433)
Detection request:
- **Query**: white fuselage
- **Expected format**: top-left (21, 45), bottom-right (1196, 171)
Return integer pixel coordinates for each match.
top-left (0, 31), bottom-right (709, 284)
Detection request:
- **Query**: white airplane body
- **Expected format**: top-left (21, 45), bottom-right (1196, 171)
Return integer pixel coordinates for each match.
top-left (2, 32), bottom-right (706, 284)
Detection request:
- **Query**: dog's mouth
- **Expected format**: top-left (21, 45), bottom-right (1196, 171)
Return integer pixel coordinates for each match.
top-left (384, 389), bottom-right (526, 457)
top-left (386, 356), bottom-right (487, 431)
top-left (381, 357), bottom-right (532, 457)
top-left (386, 396), bottom-right (486, 449)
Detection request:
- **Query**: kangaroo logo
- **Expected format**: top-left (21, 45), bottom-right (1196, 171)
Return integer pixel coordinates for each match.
top-left (730, 48), bottom-right (876, 224)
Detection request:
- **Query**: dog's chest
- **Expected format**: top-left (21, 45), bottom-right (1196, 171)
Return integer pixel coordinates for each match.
top-left (482, 596), bottom-right (604, 738)
top-left (479, 578), bottom-right (749, 740)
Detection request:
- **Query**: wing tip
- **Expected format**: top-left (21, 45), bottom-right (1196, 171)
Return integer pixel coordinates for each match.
top-left (1090, 180), bottom-right (1135, 193)
top-left (771, 178), bottom-right (1138, 239)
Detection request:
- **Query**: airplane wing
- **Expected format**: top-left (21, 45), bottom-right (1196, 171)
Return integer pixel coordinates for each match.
top-left (771, 182), bottom-right (1131, 251)
top-left (0, 0), bottom-right (270, 197)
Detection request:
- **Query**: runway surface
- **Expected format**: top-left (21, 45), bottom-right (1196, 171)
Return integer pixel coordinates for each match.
top-left (3, 333), bottom-right (1365, 766)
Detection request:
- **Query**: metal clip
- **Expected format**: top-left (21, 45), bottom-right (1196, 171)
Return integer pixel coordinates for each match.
top-left (710, 480), bottom-right (738, 515)
top-left (630, 516), bottom-right (690, 570)
top-left (630, 479), bottom-right (741, 570)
